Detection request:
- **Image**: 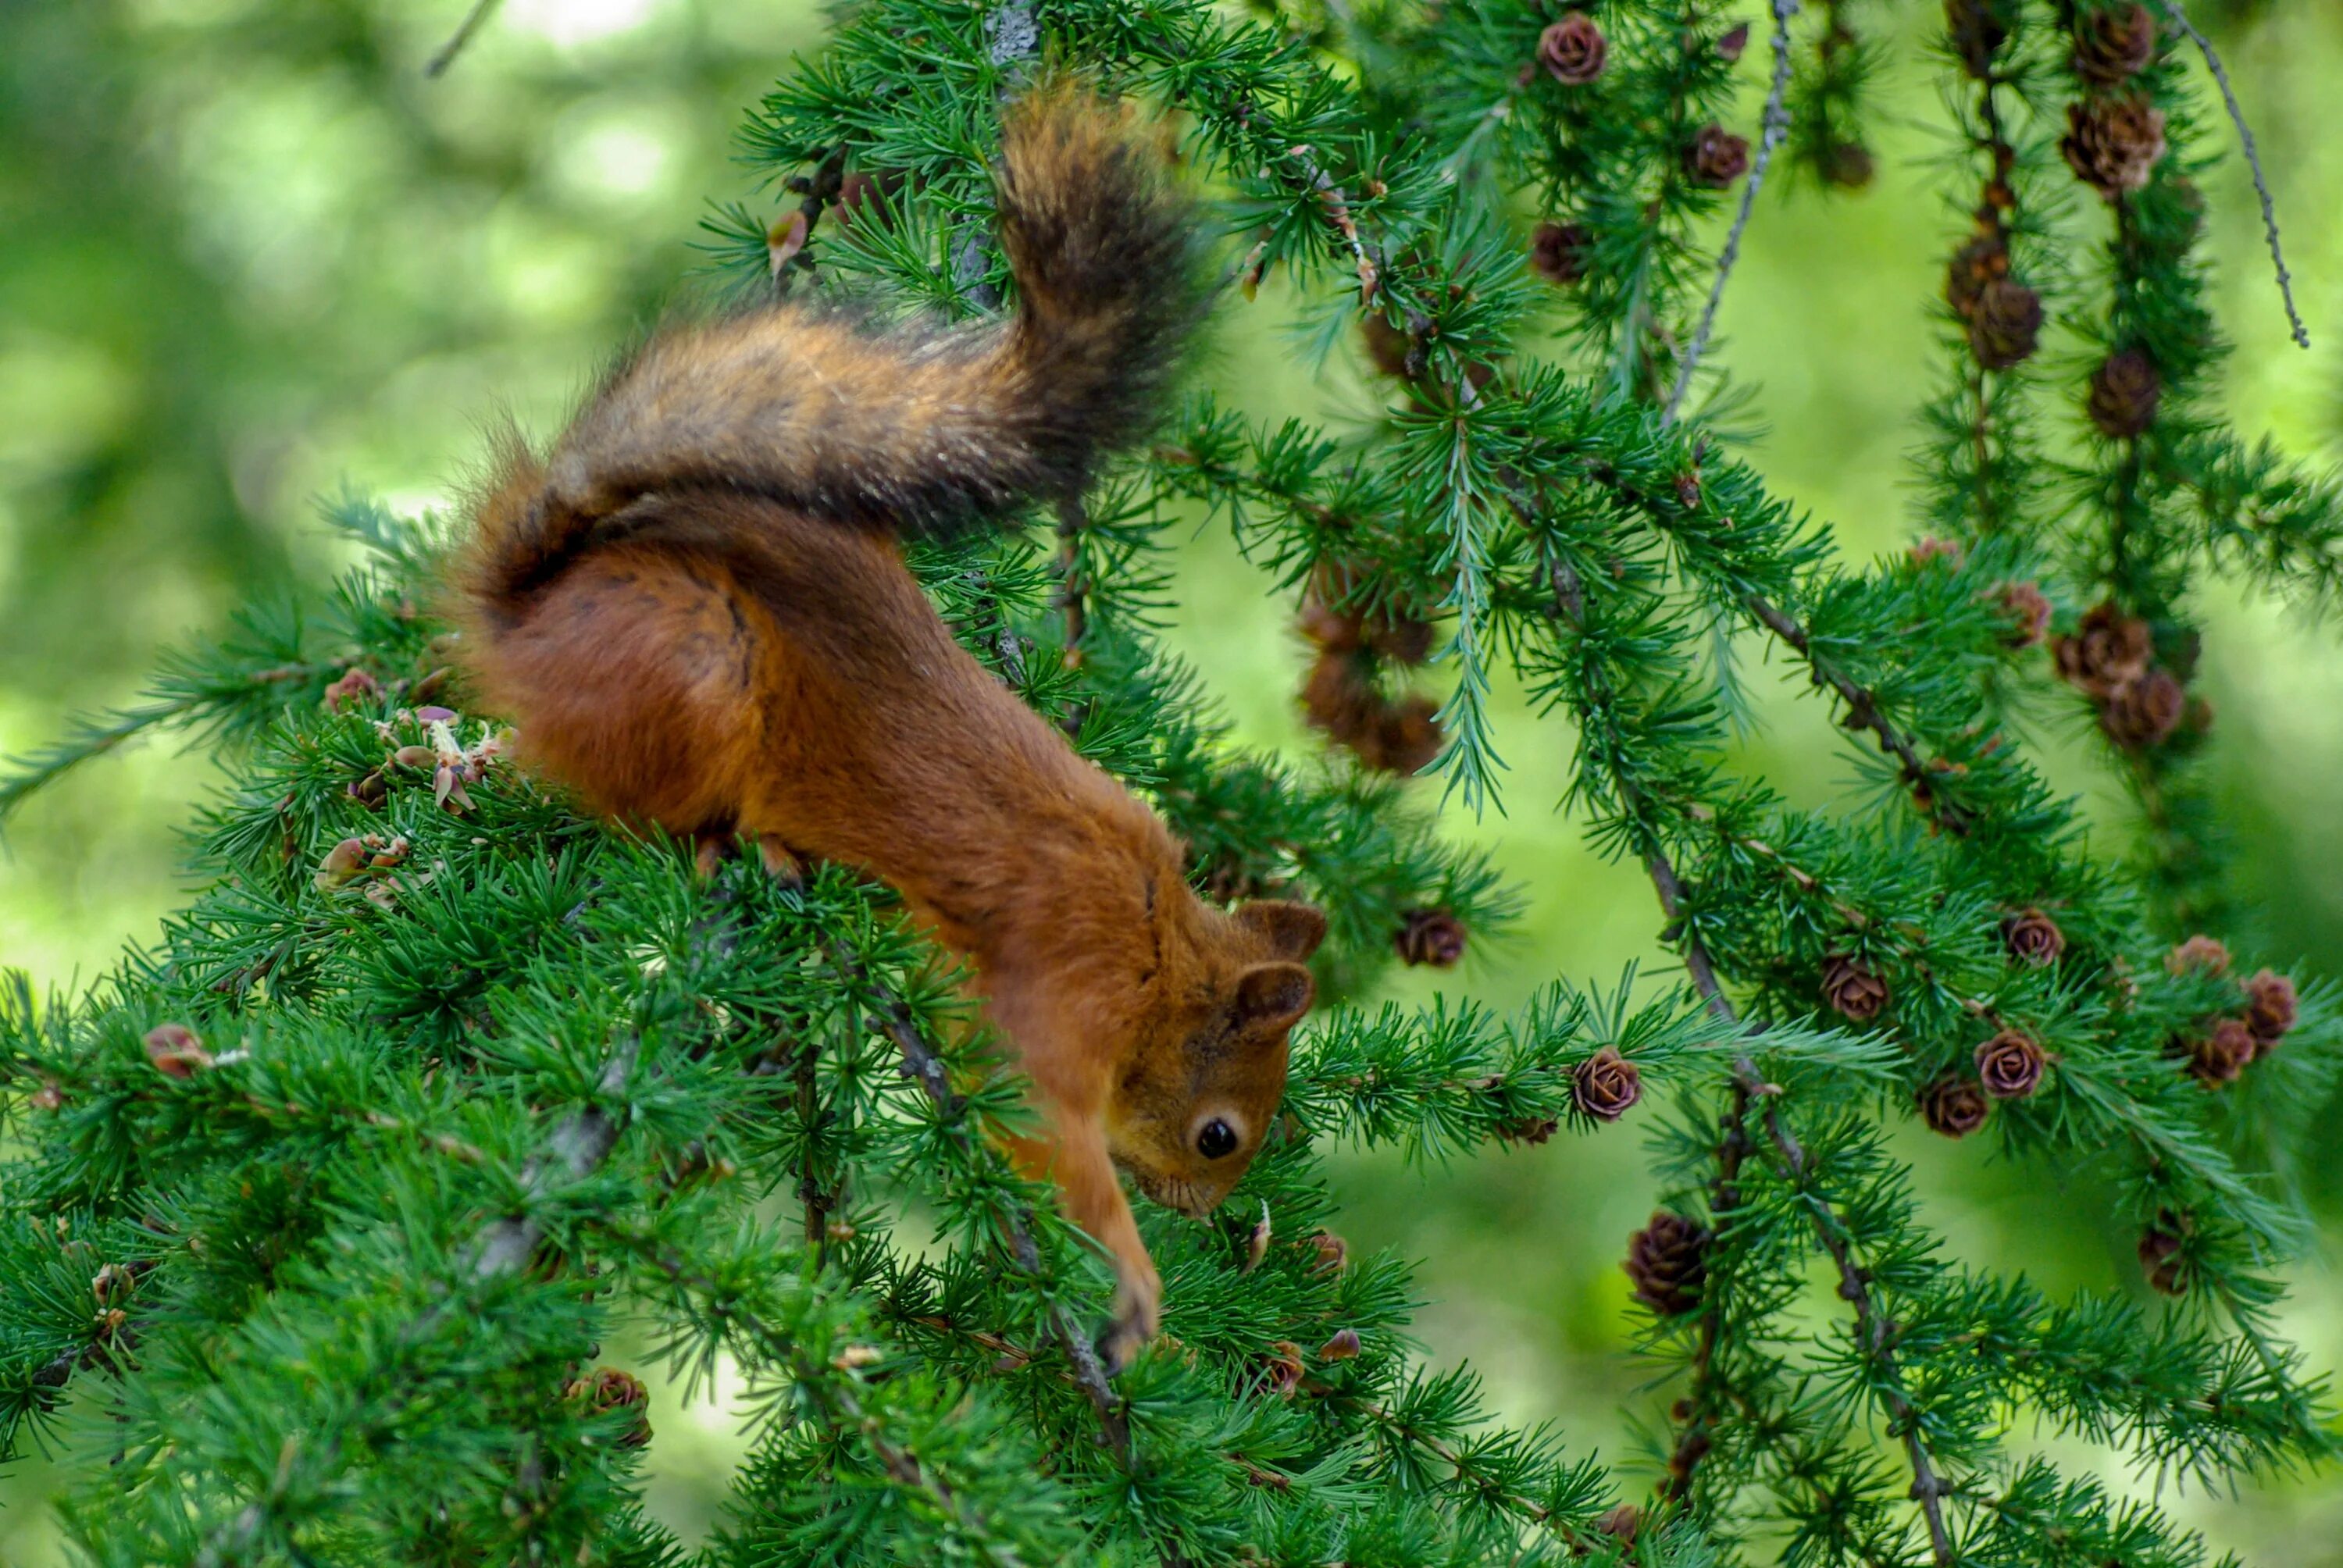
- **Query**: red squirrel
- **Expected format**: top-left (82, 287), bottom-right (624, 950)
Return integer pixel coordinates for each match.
top-left (449, 82), bottom-right (1325, 1367)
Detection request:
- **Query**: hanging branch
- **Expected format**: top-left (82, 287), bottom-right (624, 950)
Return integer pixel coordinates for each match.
top-left (1666, 0), bottom-right (1801, 424)
top-left (423, 0), bottom-right (504, 77)
top-left (2156, 0), bottom-right (2307, 349)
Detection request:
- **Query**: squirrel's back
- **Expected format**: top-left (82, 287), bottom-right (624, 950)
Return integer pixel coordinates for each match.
top-left (457, 80), bottom-right (1204, 624)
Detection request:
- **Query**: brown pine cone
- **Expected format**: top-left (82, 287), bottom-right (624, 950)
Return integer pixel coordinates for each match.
top-left (1530, 220), bottom-right (1593, 286)
top-left (1911, 536), bottom-right (1965, 568)
top-left (1945, 0), bottom-right (2012, 77)
top-left (1359, 312), bottom-right (1416, 380)
top-left (1624, 1212), bottom-right (1710, 1315)
top-left (1684, 125), bottom-right (1751, 189)
top-left (1823, 141), bottom-right (1877, 190)
top-left (323, 667), bottom-right (379, 712)
top-left (1716, 21), bottom-right (1751, 62)
top-left (2052, 601), bottom-right (2152, 697)
top-left (1821, 953), bottom-right (1888, 1022)
top-left (1945, 233), bottom-right (2007, 318)
top-left (2001, 908), bottom-right (2066, 966)
top-left (1968, 278), bottom-right (2043, 370)
top-left (565, 1367), bottom-right (652, 1448)
top-left (2137, 1217), bottom-right (2188, 1295)
top-left (834, 169), bottom-right (905, 227)
top-left (1394, 907), bottom-right (1467, 968)
top-left (1595, 1504), bottom-right (1642, 1545)
top-left (2165, 933), bottom-right (2232, 977)
top-left (1538, 13), bottom-right (1608, 84)
top-left (1574, 1046), bottom-right (1642, 1122)
top-left (1975, 1029), bottom-right (2046, 1099)
top-left (2087, 347), bottom-right (2161, 438)
top-left (2062, 96), bottom-right (2167, 199)
top-left (1307, 1229), bottom-right (1349, 1274)
top-left (2184, 1017), bottom-right (2256, 1086)
top-left (144, 1023), bottom-right (214, 1081)
top-left (1251, 1341), bottom-right (1307, 1399)
top-left (2245, 968), bottom-right (2298, 1046)
top-left (2100, 668), bottom-right (2184, 750)
top-left (1995, 581), bottom-right (2053, 649)
top-left (1496, 1115), bottom-right (1560, 1146)
top-left (2073, 3), bottom-right (2156, 87)
top-left (1919, 1074), bottom-right (1990, 1138)
top-left (1367, 695), bottom-right (1446, 777)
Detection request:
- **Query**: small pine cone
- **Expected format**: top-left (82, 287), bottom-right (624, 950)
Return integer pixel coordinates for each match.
top-left (1359, 312), bottom-right (1416, 380)
top-left (1995, 581), bottom-right (2053, 649)
top-left (2073, 2), bottom-right (2156, 87)
top-left (1317, 1327), bottom-right (1362, 1361)
top-left (1596, 1504), bottom-right (1642, 1545)
top-left (1252, 1341), bottom-right (1307, 1399)
top-left (833, 169), bottom-right (904, 228)
top-left (1537, 13), bottom-right (1608, 84)
top-left (91, 1263), bottom-right (137, 1307)
top-left (1368, 695), bottom-right (1446, 778)
top-left (2184, 1017), bottom-right (2256, 1086)
top-left (2244, 968), bottom-right (2298, 1046)
top-left (1307, 1229), bottom-right (1349, 1274)
top-left (1967, 278), bottom-right (2043, 370)
top-left (2052, 601), bottom-right (2152, 697)
top-left (1945, 0), bottom-right (2011, 77)
top-left (1821, 953), bottom-right (1888, 1022)
top-left (1496, 1115), bottom-right (1560, 1146)
top-left (1974, 1029), bottom-right (2046, 1099)
top-left (1945, 233), bottom-right (2007, 318)
top-left (322, 667), bottom-right (379, 712)
top-left (1910, 536), bottom-right (1965, 569)
top-left (565, 1367), bottom-right (651, 1448)
top-left (1919, 1074), bottom-right (1990, 1138)
top-left (1683, 125), bottom-right (1751, 189)
top-left (143, 1023), bottom-right (214, 1081)
top-left (2087, 347), bottom-right (2162, 438)
top-left (1530, 220), bottom-right (1593, 286)
top-left (2062, 96), bottom-right (2167, 200)
top-left (2001, 907), bottom-right (2066, 966)
top-left (1624, 1212), bottom-right (1710, 1315)
top-left (1574, 1046), bottom-right (1642, 1122)
top-left (1823, 141), bottom-right (1876, 190)
top-left (1394, 907), bottom-right (1467, 968)
top-left (2099, 668), bottom-right (2184, 750)
top-left (2137, 1217), bottom-right (2188, 1295)
top-left (1716, 21), bottom-right (1751, 62)
top-left (2166, 933), bottom-right (2232, 977)
top-left (1301, 648), bottom-right (1378, 747)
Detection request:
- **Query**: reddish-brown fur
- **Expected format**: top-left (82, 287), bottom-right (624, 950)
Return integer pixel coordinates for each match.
top-left (449, 87), bottom-right (1321, 1367)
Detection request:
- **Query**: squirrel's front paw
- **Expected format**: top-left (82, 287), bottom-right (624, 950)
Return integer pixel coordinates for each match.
top-left (1098, 1268), bottom-right (1161, 1374)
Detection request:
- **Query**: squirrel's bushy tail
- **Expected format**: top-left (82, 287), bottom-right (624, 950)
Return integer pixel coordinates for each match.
top-left (462, 80), bottom-right (1205, 615)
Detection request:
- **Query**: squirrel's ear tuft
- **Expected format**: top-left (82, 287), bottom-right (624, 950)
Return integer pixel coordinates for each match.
top-left (1234, 962), bottom-right (1314, 1032)
top-left (1236, 900), bottom-right (1327, 962)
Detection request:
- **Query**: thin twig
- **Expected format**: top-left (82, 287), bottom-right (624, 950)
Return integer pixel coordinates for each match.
top-left (1549, 568), bottom-right (1955, 1556)
top-left (826, 939), bottom-right (1132, 1459)
top-left (1666, 0), bottom-right (1800, 424)
top-left (2157, 0), bottom-right (2308, 349)
top-left (1741, 593), bottom-right (1974, 836)
top-left (423, 0), bottom-right (504, 77)
top-left (1287, 146), bottom-right (1379, 304)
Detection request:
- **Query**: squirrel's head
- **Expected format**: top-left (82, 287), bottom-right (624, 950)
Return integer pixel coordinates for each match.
top-left (1104, 897), bottom-right (1325, 1219)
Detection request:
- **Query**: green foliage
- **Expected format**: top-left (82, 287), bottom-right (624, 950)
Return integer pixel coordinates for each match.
top-left (5, 0), bottom-right (2340, 1564)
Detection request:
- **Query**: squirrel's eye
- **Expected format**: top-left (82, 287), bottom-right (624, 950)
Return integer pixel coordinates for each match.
top-left (1196, 1119), bottom-right (1239, 1160)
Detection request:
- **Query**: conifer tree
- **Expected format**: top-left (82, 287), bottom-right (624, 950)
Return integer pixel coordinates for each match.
top-left (5, 1), bottom-right (2340, 1564)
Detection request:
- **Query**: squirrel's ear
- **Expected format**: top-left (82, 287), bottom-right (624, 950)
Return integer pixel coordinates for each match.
top-left (1236, 900), bottom-right (1327, 962)
top-left (1233, 962), bottom-right (1314, 1033)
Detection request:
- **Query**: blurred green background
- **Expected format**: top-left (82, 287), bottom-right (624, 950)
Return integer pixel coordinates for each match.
top-left (5, 0), bottom-right (2341, 1561)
